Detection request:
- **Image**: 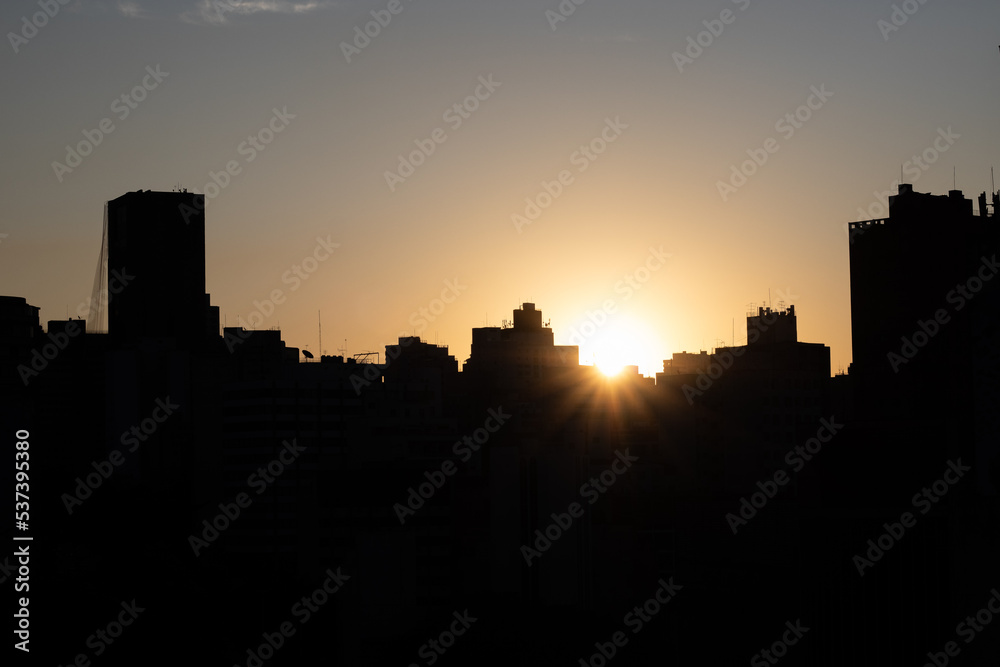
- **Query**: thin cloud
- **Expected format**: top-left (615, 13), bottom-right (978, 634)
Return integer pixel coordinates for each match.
top-left (180, 0), bottom-right (335, 26)
top-left (117, 1), bottom-right (148, 18)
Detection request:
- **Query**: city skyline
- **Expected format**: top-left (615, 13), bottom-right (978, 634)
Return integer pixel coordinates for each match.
top-left (4, 178), bottom-right (997, 664)
top-left (3, 0), bottom-right (999, 377)
top-left (4, 2), bottom-right (1000, 663)
top-left (21, 185), bottom-right (831, 379)
top-left (11, 179), bottom-right (997, 379)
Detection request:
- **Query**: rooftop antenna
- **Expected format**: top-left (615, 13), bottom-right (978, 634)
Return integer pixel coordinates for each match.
top-left (338, 338), bottom-right (347, 357)
top-left (318, 311), bottom-right (322, 357)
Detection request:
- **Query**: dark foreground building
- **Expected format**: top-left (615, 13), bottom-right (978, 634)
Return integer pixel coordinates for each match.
top-left (2, 187), bottom-right (999, 665)
top-left (821, 185), bottom-right (1000, 664)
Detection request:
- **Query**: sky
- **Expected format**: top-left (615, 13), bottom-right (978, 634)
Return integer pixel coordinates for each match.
top-left (2, 0), bottom-right (998, 377)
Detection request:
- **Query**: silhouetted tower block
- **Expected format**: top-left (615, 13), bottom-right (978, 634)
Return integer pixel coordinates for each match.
top-left (660, 350), bottom-right (711, 375)
top-left (107, 190), bottom-right (216, 346)
top-left (383, 336), bottom-right (458, 379)
top-left (847, 183), bottom-right (1000, 444)
top-left (513, 302), bottom-right (542, 329)
top-left (46, 319), bottom-right (84, 337)
top-left (0, 297), bottom-right (43, 363)
top-left (747, 304), bottom-right (797, 345)
top-left (464, 303), bottom-right (578, 386)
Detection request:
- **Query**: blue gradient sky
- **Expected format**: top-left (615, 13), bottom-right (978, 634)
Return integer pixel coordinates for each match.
top-left (2, 0), bottom-right (998, 375)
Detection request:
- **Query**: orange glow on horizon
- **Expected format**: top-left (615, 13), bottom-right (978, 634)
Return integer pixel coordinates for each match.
top-left (576, 313), bottom-right (664, 378)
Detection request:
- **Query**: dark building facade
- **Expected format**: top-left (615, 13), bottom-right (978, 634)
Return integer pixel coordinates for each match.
top-left (848, 185), bottom-right (999, 430)
top-left (6, 184), bottom-right (1000, 665)
top-left (828, 185), bottom-right (1000, 663)
top-left (107, 190), bottom-right (219, 347)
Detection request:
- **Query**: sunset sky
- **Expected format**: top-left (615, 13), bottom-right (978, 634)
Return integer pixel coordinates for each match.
top-left (2, 0), bottom-right (998, 376)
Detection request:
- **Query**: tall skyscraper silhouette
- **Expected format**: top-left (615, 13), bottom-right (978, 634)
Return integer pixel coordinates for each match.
top-left (107, 190), bottom-right (219, 346)
top-left (848, 184), bottom-right (999, 463)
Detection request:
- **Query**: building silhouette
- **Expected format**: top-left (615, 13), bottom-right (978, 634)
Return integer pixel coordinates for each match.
top-left (463, 302), bottom-right (579, 387)
top-left (107, 190), bottom-right (219, 347)
top-left (848, 184), bottom-right (1000, 435)
top-left (0, 296), bottom-right (43, 380)
top-left (3, 186), bottom-right (1000, 665)
top-left (822, 184), bottom-right (1000, 662)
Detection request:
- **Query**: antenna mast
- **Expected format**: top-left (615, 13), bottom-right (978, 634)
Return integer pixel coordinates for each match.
top-left (318, 311), bottom-right (322, 357)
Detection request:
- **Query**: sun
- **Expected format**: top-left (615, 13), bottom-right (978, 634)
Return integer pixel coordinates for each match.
top-left (596, 352), bottom-right (628, 377)
top-left (579, 314), bottom-right (662, 378)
